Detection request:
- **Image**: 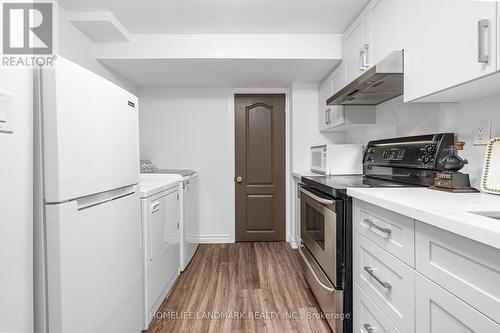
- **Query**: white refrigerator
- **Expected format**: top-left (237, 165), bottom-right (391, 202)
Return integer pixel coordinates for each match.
top-left (35, 56), bottom-right (142, 333)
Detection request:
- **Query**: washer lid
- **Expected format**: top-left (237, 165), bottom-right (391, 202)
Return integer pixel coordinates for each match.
top-left (139, 174), bottom-right (182, 198)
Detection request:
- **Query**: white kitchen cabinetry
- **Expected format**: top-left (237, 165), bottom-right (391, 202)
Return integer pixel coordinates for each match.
top-left (353, 284), bottom-right (399, 333)
top-left (416, 222), bottom-right (500, 324)
top-left (319, 64), bottom-right (375, 132)
top-left (318, 73), bottom-right (334, 132)
top-left (320, 106), bottom-right (375, 133)
top-left (354, 198), bottom-right (500, 333)
top-left (415, 273), bottom-right (500, 333)
top-left (365, 0), bottom-right (407, 66)
top-left (342, 0), bottom-right (407, 85)
top-left (319, 64), bottom-right (345, 132)
top-left (405, 0), bottom-right (497, 102)
top-left (354, 200), bottom-right (415, 266)
top-left (342, 12), bottom-right (367, 83)
top-left (354, 233), bottom-right (414, 333)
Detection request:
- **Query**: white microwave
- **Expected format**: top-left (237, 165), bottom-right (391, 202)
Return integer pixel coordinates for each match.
top-left (311, 144), bottom-right (364, 175)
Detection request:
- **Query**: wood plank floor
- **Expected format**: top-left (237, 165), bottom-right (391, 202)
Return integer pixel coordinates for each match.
top-left (146, 242), bottom-right (331, 333)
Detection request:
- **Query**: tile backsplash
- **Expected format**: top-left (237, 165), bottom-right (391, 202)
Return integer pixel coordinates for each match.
top-left (343, 94), bottom-right (500, 189)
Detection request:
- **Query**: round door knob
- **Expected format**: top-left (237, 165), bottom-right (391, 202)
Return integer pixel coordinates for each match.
top-left (236, 176), bottom-right (243, 183)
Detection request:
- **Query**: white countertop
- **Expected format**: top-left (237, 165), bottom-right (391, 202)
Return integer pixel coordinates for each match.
top-left (347, 188), bottom-right (500, 249)
top-left (139, 174), bottom-right (182, 198)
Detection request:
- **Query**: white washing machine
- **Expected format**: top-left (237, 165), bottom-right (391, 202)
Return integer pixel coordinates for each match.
top-left (139, 173), bottom-right (182, 330)
top-left (140, 161), bottom-right (200, 271)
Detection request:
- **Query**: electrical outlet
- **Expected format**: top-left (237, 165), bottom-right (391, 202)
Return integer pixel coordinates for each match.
top-left (473, 120), bottom-right (491, 145)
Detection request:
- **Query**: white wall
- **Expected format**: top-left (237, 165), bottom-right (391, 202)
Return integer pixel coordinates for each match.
top-left (291, 82), bottom-right (345, 172)
top-left (138, 84), bottom-right (348, 244)
top-left (139, 87), bottom-right (298, 243)
top-left (0, 69), bottom-right (33, 332)
top-left (138, 87), bottom-right (235, 242)
top-left (344, 95), bottom-right (500, 188)
top-left (56, 5), bottom-right (136, 94)
top-left (439, 95), bottom-right (500, 188)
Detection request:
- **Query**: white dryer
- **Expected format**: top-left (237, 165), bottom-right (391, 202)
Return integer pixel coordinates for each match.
top-left (140, 161), bottom-right (200, 271)
top-left (139, 173), bottom-right (182, 330)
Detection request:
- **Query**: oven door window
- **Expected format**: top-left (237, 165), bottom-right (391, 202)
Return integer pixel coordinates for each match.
top-left (305, 202), bottom-right (325, 250)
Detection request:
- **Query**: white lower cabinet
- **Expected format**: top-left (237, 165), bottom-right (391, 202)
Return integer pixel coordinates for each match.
top-left (354, 283), bottom-right (399, 333)
top-left (354, 233), bottom-right (414, 333)
top-left (415, 273), bottom-right (500, 333)
top-left (353, 199), bottom-right (500, 333)
top-left (354, 200), bottom-right (415, 266)
top-left (416, 222), bottom-right (500, 324)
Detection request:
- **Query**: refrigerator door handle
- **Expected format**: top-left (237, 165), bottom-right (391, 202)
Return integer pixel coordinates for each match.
top-left (76, 185), bottom-right (136, 211)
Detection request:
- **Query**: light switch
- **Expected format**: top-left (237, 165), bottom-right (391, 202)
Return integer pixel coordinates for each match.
top-left (0, 91), bottom-right (13, 133)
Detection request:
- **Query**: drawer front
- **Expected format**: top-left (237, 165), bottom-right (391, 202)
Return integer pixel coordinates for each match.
top-left (298, 245), bottom-right (344, 333)
top-left (354, 233), bottom-right (414, 332)
top-left (354, 283), bottom-right (400, 333)
top-left (354, 199), bottom-right (415, 266)
top-left (416, 222), bottom-right (500, 324)
top-left (416, 272), bottom-right (500, 333)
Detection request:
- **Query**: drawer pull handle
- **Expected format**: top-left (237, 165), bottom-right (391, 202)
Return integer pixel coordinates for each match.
top-left (363, 324), bottom-right (374, 333)
top-left (298, 245), bottom-right (335, 292)
top-left (364, 266), bottom-right (392, 289)
top-left (364, 219), bottom-right (392, 236)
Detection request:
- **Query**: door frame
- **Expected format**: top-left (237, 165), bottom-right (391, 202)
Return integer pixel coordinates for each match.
top-left (229, 88), bottom-right (293, 246)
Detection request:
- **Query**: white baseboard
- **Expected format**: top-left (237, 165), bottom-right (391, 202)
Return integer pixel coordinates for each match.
top-left (187, 234), bottom-right (233, 244)
top-left (288, 233), bottom-right (299, 249)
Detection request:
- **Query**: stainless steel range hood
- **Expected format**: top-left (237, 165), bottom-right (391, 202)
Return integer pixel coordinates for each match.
top-left (327, 50), bottom-right (403, 106)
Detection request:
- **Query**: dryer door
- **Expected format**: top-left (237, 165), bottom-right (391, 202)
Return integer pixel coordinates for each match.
top-left (148, 187), bottom-right (179, 261)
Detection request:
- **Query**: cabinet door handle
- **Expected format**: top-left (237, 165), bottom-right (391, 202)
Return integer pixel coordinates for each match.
top-left (359, 48), bottom-right (366, 71)
top-left (363, 324), bottom-right (374, 333)
top-left (364, 266), bottom-right (392, 289)
top-left (478, 19), bottom-right (489, 63)
top-left (363, 44), bottom-right (371, 68)
top-left (326, 108), bottom-right (331, 124)
top-left (151, 202), bottom-right (160, 213)
top-left (363, 219), bottom-right (392, 236)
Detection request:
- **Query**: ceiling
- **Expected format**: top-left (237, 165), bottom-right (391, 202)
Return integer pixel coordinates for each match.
top-left (98, 59), bottom-right (340, 87)
top-left (59, 0), bottom-right (369, 34)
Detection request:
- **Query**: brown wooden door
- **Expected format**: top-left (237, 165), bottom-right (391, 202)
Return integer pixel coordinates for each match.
top-left (235, 94), bottom-right (286, 241)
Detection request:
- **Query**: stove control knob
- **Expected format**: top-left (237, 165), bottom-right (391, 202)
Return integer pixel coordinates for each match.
top-left (425, 145), bottom-right (436, 154)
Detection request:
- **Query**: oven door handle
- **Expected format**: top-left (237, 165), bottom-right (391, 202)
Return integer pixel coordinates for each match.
top-left (298, 245), bottom-right (335, 292)
top-left (299, 187), bottom-right (335, 206)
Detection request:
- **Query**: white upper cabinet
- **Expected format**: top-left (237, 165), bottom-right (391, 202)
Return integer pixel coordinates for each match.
top-left (330, 62), bottom-right (346, 95)
top-left (318, 77), bottom-right (331, 132)
top-left (319, 64), bottom-right (346, 132)
top-left (342, 12), bottom-right (367, 83)
top-left (405, 0), bottom-right (497, 102)
top-left (365, 0), bottom-right (407, 66)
